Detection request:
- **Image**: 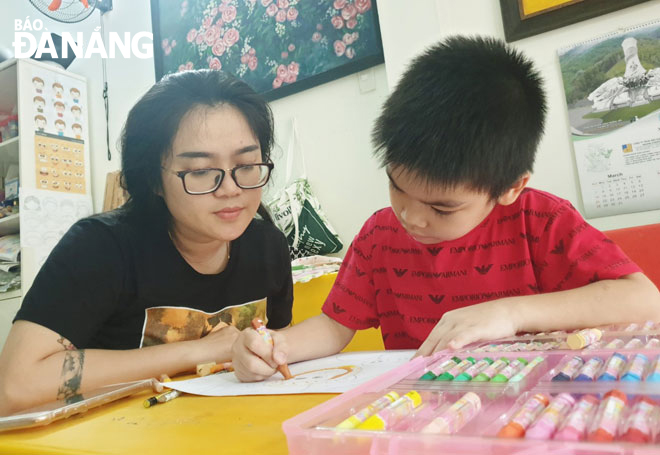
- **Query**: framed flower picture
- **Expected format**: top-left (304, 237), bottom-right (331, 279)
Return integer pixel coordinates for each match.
top-left (500, 0), bottom-right (651, 42)
top-left (151, 0), bottom-right (384, 101)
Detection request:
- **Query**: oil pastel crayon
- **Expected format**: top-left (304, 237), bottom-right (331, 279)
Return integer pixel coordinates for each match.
top-left (597, 353), bottom-right (627, 381)
top-left (604, 338), bottom-right (624, 349)
top-left (472, 357), bottom-right (509, 382)
top-left (251, 318), bottom-right (292, 379)
top-left (552, 356), bottom-right (584, 381)
top-left (497, 393), bottom-right (550, 438)
top-left (623, 338), bottom-right (643, 350)
top-left (421, 392), bottom-right (482, 434)
top-left (646, 355), bottom-right (660, 382)
top-left (436, 357), bottom-right (475, 381)
top-left (567, 328), bottom-right (602, 350)
top-left (357, 390), bottom-right (422, 431)
top-left (585, 340), bottom-right (605, 350)
top-left (624, 323), bottom-right (640, 332)
top-left (587, 390), bottom-right (627, 442)
top-left (621, 353), bottom-right (649, 382)
top-left (455, 358), bottom-right (493, 381)
top-left (491, 358), bottom-right (528, 383)
top-left (510, 356), bottom-right (544, 382)
top-left (644, 338), bottom-right (660, 349)
top-left (642, 320), bottom-right (656, 331)
top-left (419, 357), bottom-right (461, 380)
top-left (553, 394), bottom-right (599, 441)
top-left (575, 357), bottom-right (604, 382)
top-left (620, 397), bottom-right (658, 443)
top-left (525, 393), bottom-right (575, 440)
top-left (336, 391), bottom-right (400, 429)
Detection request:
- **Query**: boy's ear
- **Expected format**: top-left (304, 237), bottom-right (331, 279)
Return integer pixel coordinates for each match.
top-left (497, 173), bottom-right (531, 206)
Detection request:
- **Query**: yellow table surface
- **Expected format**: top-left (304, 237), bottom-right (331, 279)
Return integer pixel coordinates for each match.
top-left (0, 390), bottom-right (335, 455)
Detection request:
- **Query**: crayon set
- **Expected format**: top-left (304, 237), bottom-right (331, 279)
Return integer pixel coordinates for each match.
top-left (284, 321), bottom-right (660, 454)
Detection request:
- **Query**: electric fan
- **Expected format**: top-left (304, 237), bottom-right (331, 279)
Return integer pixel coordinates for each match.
top-left (28, 0), bottom-right (109, 23)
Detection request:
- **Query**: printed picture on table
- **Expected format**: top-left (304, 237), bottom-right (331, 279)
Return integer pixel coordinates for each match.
top-left (34, 132), bottom-right (86, 195)
top-left (140, 298), bottom-right (268, 347)
top-left (151, 0), bottom-right (384, 101)
top-left (30, 68), bottom-right (87, 140)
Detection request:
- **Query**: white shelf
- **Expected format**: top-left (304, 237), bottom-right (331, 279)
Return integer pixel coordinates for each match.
top-left (0, 213), bottom-right (19, 236)
top-left (0, 136), bottom-right (19, 163)
top-left (0, 288), bottom-right (21, 302)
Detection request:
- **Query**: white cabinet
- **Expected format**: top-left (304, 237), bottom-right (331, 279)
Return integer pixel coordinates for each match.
top-left (0, 58), bottom-right (93, 348)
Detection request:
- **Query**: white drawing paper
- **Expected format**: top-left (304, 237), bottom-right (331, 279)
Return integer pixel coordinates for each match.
top-left (165, 350), bottom-right (414, 396)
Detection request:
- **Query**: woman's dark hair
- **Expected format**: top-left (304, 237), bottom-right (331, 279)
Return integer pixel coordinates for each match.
top-left (120, 69), bottom-right (274, 223)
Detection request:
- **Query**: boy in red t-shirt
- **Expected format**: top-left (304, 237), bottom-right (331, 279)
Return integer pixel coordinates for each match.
top-left (232, 36), bottom-right (660, 381)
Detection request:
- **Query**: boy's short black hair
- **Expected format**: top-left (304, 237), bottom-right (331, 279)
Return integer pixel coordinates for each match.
top-left (373, 35), bottom-right (546, 199)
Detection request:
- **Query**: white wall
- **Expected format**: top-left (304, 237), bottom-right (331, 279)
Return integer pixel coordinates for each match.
top-left (379, 0), bottom-right (660, 232)
top-left (2, 0), bottom-right (658, 252)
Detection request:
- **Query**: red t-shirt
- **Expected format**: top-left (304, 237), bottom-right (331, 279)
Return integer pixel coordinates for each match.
top-left (322, 188), bottom-right (641, 349)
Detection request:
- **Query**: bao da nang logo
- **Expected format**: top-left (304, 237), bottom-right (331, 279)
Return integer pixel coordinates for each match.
top-left (13, 17), bottom-right (153, 59)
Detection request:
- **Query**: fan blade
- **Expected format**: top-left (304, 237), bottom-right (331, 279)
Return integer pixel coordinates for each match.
top-left (48, 0), bottom-right (63, 11)
top-left (80, 0), bottom-right (90, 7)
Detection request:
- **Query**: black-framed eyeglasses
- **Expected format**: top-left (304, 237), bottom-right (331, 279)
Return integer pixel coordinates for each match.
top-left (164, 162), bottom-right (274, 195)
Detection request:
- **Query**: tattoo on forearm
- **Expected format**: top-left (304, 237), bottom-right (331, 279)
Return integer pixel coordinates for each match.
top-left (56, 349), bottom-right (85, 403)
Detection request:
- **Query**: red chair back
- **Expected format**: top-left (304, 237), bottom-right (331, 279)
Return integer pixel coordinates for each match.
top-left (604, 223), bottom-right (660, 288)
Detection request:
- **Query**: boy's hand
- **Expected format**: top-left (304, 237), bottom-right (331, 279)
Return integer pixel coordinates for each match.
top-left (231, 328), bottom-right (289, 382)
top-left (415, 299), bottom-right (519, 357)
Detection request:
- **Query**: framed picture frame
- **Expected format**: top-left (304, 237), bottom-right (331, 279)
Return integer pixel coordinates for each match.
top-left (499, 0), bottom-right (651, 42)
top-left (151, 0), bottom-right (384, 101)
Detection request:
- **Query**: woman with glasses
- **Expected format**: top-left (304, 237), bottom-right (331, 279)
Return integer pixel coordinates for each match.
top-left (0, 70), bottom-right (292, 414)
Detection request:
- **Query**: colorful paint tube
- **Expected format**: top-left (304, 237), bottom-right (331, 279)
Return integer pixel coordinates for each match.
top-left (574, 357), bottom-right (604, 382)
top-left (551, 356), bottom-right (584, 381)
top-left (621, 353), bottom-right (649, 382)
top-left (421, 392), bottom-right (481, 435)
top-left (336, 391), bottom-right (400, 429)
top-left (357, 391), bottom-right (422, 431)
top-left (491, 358), bottom-right (528, 383)
top-left (436, 357), bottom-right (475, 381)
top-left (567, 328), bottom-right (602, 350)
top-left (525, 393), bottom-right (576, 440)
top-left (623, 338), bottom-right (643, 350)
top-left (454, 358), bottom-right (493, 381)
top-left (605, 339), bottom-right (624, 349)
top-left (553, 395), bottom-right (599, 441)
top-left (472, 357), bottom-right (509, 382)
top-left (645, 338), bottom-right (660, 349)
top-left (419, 357), bottom-right (461, 380)
top-left (510, 356), bottom-right (544, 382)
top-left (587, 390), bottom-right (627, 442)
top-left (620, 397), bottom-right (658, 443)
top-left (646, 355), bottom-right (660, 382)
top-left (497, 394), bottom-right (549, 438)
top-left (597, 353), bottom-right (627, 381)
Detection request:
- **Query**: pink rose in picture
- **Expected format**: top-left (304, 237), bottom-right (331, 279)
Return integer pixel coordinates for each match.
top-left (223, 28), bottom-right (240, 47)
top-left (281, 51), bottom-right (288, 59)
top-left (266, 3), bottom-right (278, 16)
top-left (222, 5), bottom-right (237, 23)
top-left (196, 33), bottom-right (204, 45)
top-left (218, 4), bottom-right (227, 12)
top-left (288, 44), bottom-right (295, 52)
top-left (355, 0), bottom-right (371, 14)
top-left (162, 38), bottom-right (169, 48)
top-left (346, 18), bottom-right (357, 29)
top-left (164, 46), bottom-right (171, 56)
top-left (284, 71), bottom-right (296, 84)
top-left (205, 26), bottom-right (221, 46)
top-left (334, 40), bottom-right (346, 56)
top-left (275, 9), bottom-right (287, 22)
top-left (273, 77), bottom-right (283, 89)
top-left (312, 32), bottom-right (322, 42)
top-left (249, 48), bottom-right (256, 55)
top-left (345, 47), bottom-right (355, 59)
top-left (352, 32), bottom-right (359, 41)
top-left (341, 4), bottom-right (357, 20)
top-left (185, 62), bottom-right (194, 70)
top-left (248, 57), bottom-right (258, 71)
top-left (277, 64), bottom-right (288, 79)
top-left (286, 7), bottom-right (298, 21)
top-left (261, 0), bottom-right (273, 6)
top-left (178, 64), bottom-right (186, 72)
top-left (216, 18), bottom-right (224, 27)
top-left (209, 57), bottom-right (222, 70)
top-left (171, 40), bottom-right (177, 47)
top-left (331, 15), bottom-right (344, 29)
top-left (287, 62), bottom-right (299, 75)
top-left (333, 0), bottom-right (347, 10)
top-left (342, 33), bottom-right (353, 45)
top-left (211, 7), bottom-right (218, 16)
top-left (316, 23), bottom-right (323, 31)
top-left (241, 54), bottom-right (249, 64)
top-left (202, 16), bottom-right (213, 29)
top-left (277, 0), bottom-right (289, 8)
top-left (212, 41), bottom-right (226, 56)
